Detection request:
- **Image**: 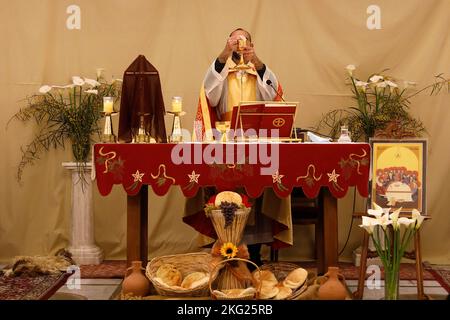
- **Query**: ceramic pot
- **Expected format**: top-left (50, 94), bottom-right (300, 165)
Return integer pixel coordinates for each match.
top-left (317, 267), bottom-right (347, 300)
top-left (122, 261), bottom-right (150, 297)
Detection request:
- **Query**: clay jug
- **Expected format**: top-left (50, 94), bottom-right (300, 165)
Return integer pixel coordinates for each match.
top-left (317, 267), bottom-right (347, 300)
top-left (122, 261), bottom-right (150, 297)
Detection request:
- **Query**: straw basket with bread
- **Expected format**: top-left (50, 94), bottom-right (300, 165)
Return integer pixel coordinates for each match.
top-left (146, 252), bottom-right (219, 297)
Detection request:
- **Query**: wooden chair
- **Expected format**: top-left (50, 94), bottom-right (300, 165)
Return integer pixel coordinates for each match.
top-left (270, 187), bottom-right (324, 270)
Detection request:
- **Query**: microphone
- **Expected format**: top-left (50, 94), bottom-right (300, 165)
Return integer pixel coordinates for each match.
top-left (266, 79), bottom-right (285, 102)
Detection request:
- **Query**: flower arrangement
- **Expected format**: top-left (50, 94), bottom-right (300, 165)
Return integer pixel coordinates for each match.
top-left (317, 65), bottom-right (449, 141)
top-left (220, 242), bottom-right (239, 259)
top-left (10, 70), bottom-right (122, 182)
top-left (359, 203), bottom-right (425, 300)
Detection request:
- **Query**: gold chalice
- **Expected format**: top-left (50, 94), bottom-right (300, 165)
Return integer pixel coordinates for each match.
top-left (235, 37), bottom-right (250, 70)
top-left (215, 121), bottom-right (231, 143)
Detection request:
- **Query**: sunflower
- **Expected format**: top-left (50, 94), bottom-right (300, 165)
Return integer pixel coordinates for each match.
top-left (220, 242), bottom-right (238, 259)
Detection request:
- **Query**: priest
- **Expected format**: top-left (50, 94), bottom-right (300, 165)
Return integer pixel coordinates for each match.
top-left (184, 28), bottom-right (292, 266)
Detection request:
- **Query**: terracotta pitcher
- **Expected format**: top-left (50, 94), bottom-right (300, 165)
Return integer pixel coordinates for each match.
top-left (122, 261), bottom-right (150, 297)
top-left (317, 266), bottom-right (348, 300)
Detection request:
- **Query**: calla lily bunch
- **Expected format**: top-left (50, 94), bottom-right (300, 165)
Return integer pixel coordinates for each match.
top-left (318, 65), bottom-right (449, 141)
top-left (11, 70), bottom-right (122, 182)
top-left (359, 202), bottom-right (425, 299)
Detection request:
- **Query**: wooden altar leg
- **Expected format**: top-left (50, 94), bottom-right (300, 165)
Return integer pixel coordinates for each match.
top-left (353, 230), bottom-right (369, 300)
top-left (127, 185), bottom-right (148, 267)
top-left (321, 188), bottom-right (338, 275)
top-left (414, 229), bottom-right (425, 300)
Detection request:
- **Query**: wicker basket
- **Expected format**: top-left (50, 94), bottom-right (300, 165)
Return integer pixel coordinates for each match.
top-left (146, 252), bottom-right (218, 297)
top-left (209, 258), bottom-right (261, 300)
top-left (259, 262), bottom-right (314, 300)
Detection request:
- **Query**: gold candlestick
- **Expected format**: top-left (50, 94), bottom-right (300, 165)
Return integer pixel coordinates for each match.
top-left (134, 113), bottom-right (151, 143)
top-left (102, 111), bottom-right (117, 143)
top-left (168, 111), bottom-right (185, 143)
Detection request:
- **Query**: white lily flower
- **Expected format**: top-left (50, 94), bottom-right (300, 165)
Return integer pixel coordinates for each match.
top-left (38, 85), bottom-right (52, 94)
top-left (389, 207), bottom-right (402, 230)
top-left (398, 217), bottom-right (415, 228)
top-left (385, 80), bottom-right (398, 88)
top-left (368, 207), bottom-right (383, 218)
top-left (376, 81), bottom-right (387, 88)
top-left (359, 216), bottom-right (379, 234)
top-left (403, 80), bottom-right (417, 89)
top-left (72, 76), bottom-right (85, 86)
top-left (411, 209), bottom-right (425, 229)
top-left (369, 75), bottom-right (384, 83)
top-left (96, 68), bottom-right (105, 79)
top-left (84, 78), bottom-right (100, 87)
top-left (85, 89), bottom-right (98, 95)
top-left (346, 64), bottom-right (356, 76)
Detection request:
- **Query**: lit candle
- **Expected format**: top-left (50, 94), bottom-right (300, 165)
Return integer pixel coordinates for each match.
top-left (172, 96), bottom-right (182, 113)
top-left (103, 97), bottom-right (114, 113)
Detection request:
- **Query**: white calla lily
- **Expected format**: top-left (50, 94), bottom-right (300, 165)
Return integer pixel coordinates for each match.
top-left (84, 78), bottom-right (100, 87)
top-left (403, 80), bottom-right (417, 89)
top-left (38, 85), bottom-right (52, 94)
top-left (411, 209), bottom-right (425, 229)
top-left (369, 75), bottom-right (384, 83)
top-left (398, 217), bottom-right (415, 228)
top-left (359, 216), bottom-right (379, 234)
top-left (85, 89), bottom-right (98, 95)
top-left (346, 64), bottom-right (356, 76)
top-left (376, 81), bottom-right (387, 88)
top-left (385, 80), bottom-right (398, 88)
top-left (72, 76), bottom-right (85, 86)
top-left (96, 68), bottom-right (105, 79)
top-left (389, 207), bottom-right (402, 230)
top-left (368, 207), bottom-right (383, 218)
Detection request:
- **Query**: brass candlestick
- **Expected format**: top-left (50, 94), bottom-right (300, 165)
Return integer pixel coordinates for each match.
top-left (168, 111), bottom-right (186, 143)
top-left (102, 112), bottom-right (117, 143)
top-left (134, 113), bottom-right (152, 143)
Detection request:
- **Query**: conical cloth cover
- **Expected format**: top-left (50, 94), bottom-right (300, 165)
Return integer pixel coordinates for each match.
top-left (118, 55), bottom-right (167, 142)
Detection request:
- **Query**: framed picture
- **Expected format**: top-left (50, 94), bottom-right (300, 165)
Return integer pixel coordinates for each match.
top-left (369, 139), bottom-right (427, 215)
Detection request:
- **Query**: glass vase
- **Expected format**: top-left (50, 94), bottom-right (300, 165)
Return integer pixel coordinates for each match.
top-left (384, 267), bottom-right (400, 300)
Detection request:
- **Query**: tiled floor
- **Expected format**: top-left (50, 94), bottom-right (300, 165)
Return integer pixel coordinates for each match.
top-left (1, 263), bottom-right (447, 300)
top-left (51, 278), bottom-right (448, 300)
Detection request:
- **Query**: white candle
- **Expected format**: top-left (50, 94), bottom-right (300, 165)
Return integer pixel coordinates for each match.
top-left (103, 97), bottom-right (114, 113)
top-left (172, 96), bottom-right (182, 113)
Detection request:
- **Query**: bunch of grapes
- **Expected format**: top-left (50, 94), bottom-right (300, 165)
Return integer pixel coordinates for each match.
top-left (219, 201), bottom-right (239, 228)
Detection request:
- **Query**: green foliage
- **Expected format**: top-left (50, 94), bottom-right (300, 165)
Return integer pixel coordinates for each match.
top-left (10, 75), bottom-right (122, 182)
top-left (317, 67), bottom-right (449, 141)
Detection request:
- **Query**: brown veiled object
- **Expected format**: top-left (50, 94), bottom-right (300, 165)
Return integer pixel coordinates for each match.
top-left (118, 55), bottom-right (167, 143)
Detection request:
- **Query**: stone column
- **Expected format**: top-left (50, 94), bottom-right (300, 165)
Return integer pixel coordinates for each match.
top-left (62, 162), bottom-right (103, 265)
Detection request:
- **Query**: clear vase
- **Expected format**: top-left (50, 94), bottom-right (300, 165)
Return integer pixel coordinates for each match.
top-left (384, 268), bottom-right (400, 300)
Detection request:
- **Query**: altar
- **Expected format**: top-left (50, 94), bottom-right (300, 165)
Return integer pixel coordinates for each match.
top-left (93, 142), bottom-right (370, 274)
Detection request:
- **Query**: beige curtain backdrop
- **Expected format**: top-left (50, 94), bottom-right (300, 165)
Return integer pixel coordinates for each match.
top-left (0, 0), bottom-right (449, 264)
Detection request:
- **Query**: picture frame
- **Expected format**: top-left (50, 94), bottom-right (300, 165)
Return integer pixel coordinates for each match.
top-left (369, 138), bottom-right (427, 215)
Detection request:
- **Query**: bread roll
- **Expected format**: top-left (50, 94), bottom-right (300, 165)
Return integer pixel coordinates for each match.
top-left (252, 270), bottom-right (278, 287)
top-left (156, 264), bottom-right (182, 287)
top-left (283, 268), bottom-right (308, 289)
top-left (215, 191), bottom-right (242, 206)
top-left (274, 285), bottom-right (292, 300)
top-left (181, 272), bottom-right (208, 289)
top-left (260, 284), bottom-right (279, 299)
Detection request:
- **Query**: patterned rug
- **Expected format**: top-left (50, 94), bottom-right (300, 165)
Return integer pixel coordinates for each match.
top-left (0, 273), bottom-right (70, 300)
top-left (424, 267), bottom-right (450, 293)
top-left (80, 260), bottom-right (435, 281)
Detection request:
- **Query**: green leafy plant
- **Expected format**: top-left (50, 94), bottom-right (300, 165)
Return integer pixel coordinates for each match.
top-left (9, 72), bottom-right (122, 182)
top-left (317, 65), bottom-right (449, 141)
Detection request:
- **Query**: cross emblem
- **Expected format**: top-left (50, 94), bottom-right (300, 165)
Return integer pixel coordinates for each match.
top-left (272, 118), bottom-right (285, 127)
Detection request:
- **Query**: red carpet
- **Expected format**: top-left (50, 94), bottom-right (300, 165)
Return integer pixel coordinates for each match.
top-left (80, 260), bottom-right (435, 281)
top-left (0, 273), bottom-right (70, 300)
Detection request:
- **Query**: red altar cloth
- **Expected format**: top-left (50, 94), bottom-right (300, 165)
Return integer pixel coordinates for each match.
top-left (93, 142), bottom-right (370, 198)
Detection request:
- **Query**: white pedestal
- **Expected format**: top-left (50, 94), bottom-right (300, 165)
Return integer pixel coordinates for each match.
top-left (62, 162), bottom-right (103, 265)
